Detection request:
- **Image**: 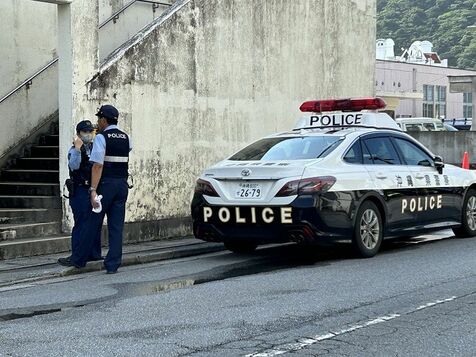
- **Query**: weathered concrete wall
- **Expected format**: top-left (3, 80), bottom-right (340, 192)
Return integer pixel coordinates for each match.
top-left (0, 0), bottom-right (169, 95)
top-left (409, 132), bottom-right (476, 166)
top-left (99, 0), bottom-right (173, 61)
top-left (99, 0), bottom-right (129, 22)
top-left (0, 0), bottom-right (57, 98)
top-left (0, 0), bottom-right (173, 160)
top-left (0, 67), bottom-right (58, 165)
top-left (58, 0), bottom-right (101, 232)
top-left (0, 0), bottom-right (58, 163)
top-left (87, 0), bottom-right (377, 224)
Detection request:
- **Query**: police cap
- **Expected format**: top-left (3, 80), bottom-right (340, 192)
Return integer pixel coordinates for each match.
top-left (76, 120), bottom-right (94, 133)
top-left (95, 105), bottom-right (119, 121)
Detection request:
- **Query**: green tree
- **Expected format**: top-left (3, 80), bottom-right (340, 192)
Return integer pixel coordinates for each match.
top-left (458, 35), bottom-right (476, 68)
top-left (377, 0), bottom-right (476, 69)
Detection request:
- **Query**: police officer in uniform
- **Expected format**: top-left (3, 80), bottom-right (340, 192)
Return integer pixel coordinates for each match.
top-left (58, 120), bottom-right (102, 266)
top-left (70, 105), bottom-right (132, 273)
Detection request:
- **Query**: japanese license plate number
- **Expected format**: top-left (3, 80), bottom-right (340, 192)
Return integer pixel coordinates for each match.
top-left (235, 183), bottom-right (262, 199)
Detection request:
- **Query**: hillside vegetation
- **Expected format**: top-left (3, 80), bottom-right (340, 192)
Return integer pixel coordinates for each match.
top-left (377, 0), bottom-right (476, 69)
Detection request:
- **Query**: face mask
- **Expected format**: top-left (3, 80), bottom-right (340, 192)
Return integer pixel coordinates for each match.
top-left (81, 133), bottom-right (93, 144)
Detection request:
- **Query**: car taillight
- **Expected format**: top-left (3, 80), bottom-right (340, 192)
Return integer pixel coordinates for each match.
top-left (195, 179), bottom-right (219, 197)
top-left (276, 176), bottom-right (336, 197)
top-left (276, 180), bottom-right (300, 197)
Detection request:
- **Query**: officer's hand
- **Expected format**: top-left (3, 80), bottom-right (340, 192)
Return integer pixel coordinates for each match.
top-left (90, 192), bottom-right (100, 209)
top-left (74, 136), bottom-right (83, 151)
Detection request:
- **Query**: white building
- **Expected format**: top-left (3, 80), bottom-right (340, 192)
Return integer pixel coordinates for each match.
top-left (376, 39), bottom-right (474, 120)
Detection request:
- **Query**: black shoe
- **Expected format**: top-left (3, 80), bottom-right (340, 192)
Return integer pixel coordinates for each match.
top-left (57, 257), bottom-right (80, 268)
top-left (106, 270), bottom-right (117, 274)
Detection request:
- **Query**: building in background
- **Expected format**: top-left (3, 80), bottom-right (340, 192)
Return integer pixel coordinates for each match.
top-left (376, 39), bottom-right (475, 121)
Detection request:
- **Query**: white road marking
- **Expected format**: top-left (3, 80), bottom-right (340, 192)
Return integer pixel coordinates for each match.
top-left (414, 296), bottom-right (456, 310)
top-left (246, 296), bottom-right (457, 357)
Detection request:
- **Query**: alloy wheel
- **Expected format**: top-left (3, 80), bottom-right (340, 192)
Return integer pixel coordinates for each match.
top-left (360, 209), bottom-right (380, 250)
top-left (466, 196), bottom-right (476, 231)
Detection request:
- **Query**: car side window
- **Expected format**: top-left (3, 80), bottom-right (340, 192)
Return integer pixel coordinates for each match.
top-left (363, 137), bottom-right (402, 165)
top-left (423, 123), bottom-right (436, 131)
top-left (405, 124), bottom-right (423, 132)
top-left (362, 141), bottom-right (373, 164)
top-left (343, 140), bottom-right (363, 164)
top-left (392, 138), bottom-right (434, 167)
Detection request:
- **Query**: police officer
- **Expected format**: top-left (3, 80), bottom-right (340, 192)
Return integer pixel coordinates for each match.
top-left (58, 120), bottom-right (102, 266)
top-left (70, 105), bottom-right (132, 273)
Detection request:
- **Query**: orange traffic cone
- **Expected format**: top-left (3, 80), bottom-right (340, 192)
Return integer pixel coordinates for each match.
top-left (462, 151), bottom-right (470, 170)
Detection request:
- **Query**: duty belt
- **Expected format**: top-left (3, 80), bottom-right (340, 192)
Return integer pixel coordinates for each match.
top-left (74, 180), bottom-right (90, 187)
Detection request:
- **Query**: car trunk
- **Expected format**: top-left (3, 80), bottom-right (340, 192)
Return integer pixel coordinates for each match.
top-left (203, 160), bottom-right (317, 202)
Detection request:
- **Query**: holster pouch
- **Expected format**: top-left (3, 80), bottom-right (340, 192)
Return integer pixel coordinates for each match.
top-left (64, 178), bottom-right (75, 199)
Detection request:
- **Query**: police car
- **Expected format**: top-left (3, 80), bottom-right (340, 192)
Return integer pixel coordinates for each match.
top-left (191, 98), bottom-right (476, 257)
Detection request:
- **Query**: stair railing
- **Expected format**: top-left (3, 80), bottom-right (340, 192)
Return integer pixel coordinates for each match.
top-left (0, 58), bottom-right (58, 106)
top-left (99, 0), bottom-right (172, 29)
top-left (0, 0), bottom-right (172, 107)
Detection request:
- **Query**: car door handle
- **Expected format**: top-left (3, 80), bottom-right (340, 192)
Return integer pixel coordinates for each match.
top-left (415, 174), bottom-right (425, 179)
top-left (376, 173), bottom-right (387, 179)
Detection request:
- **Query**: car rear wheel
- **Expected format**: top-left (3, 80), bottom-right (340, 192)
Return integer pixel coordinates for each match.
top-left (224, 242), bottom-right (258, 254)
top-left (453, 189), bottom-right (476, 238)
top-left (352, 201), bottom-right (383, 258)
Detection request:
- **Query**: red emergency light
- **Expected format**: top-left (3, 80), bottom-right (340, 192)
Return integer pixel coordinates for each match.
top-left (299, 98), bottom-right (386, 113)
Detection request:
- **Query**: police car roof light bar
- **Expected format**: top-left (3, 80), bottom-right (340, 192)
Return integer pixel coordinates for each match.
top-left (300, 98), bottom-right (386, 113)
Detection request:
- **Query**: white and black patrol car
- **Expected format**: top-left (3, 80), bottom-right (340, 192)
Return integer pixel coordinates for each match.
top-left (191, 98), bottom-right (476, 257)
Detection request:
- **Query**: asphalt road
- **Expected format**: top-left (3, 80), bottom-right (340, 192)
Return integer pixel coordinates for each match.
top-left (1, 230), bottom-right (475, 356)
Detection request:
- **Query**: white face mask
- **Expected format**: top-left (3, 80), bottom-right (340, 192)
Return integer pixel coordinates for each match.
top-left (81, 133), bottom-right (93, 144)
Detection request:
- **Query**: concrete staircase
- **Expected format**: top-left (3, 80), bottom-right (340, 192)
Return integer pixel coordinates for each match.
top-left (0, 122), bottom-right (69, 260)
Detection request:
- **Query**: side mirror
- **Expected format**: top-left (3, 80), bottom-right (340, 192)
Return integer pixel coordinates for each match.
top-left (434, 155), bottom-right (444, 174)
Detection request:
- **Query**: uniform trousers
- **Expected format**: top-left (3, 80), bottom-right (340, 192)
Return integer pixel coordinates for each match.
top-left (72, 177), bottom-right (128, 272)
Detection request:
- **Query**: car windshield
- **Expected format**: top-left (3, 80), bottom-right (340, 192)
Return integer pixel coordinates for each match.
top-left (229, 136), bottom-right (343, 161)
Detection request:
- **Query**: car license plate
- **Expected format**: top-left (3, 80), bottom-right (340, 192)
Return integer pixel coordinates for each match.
top-left (235, 183), bottom-right (262, 199)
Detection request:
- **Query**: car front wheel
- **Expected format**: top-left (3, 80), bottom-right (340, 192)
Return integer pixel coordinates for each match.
top-left (453, 189), bottom-right (476, 238)
top-left (352, 201), bottom-right (383, 258)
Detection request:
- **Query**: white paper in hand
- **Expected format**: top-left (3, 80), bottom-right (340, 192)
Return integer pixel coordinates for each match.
top-left (92, 195), bottom-right (103, 213)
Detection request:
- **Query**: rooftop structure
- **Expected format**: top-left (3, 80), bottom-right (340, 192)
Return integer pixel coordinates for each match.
top-left (376, 39), bottom-right (448, 67)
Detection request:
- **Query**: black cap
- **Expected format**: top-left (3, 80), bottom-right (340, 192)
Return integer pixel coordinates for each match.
top-left (76, 120), bottom-right (94, 133)
top-left (95, 105), bottom-right (119, 121)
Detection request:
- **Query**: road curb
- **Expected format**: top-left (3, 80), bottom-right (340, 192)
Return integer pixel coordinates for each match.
top-left (60, 242), bottom-right (225, 276)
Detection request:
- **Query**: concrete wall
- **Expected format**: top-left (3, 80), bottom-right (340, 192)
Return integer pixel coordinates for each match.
top-left (376, 60), bottom-right (476, 119)
top-left (0, 0), bottom-right (173, 160)
top-left (0, 65), bottom-right (59, 165)
top-left (99, 0), bottom-right (173, 61)
top-left (0, 0), bottom-right (58, 162)
top-left (99, 0), bottom-right (129, 22)
top-left (87, 0), bottom-right (377, 224)
top-left (0, 0), bottom-right (172, 95)
top-left (0, 0), bottom-right (57, 97)
top-left (409, 132), bottom-right (476, 166)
